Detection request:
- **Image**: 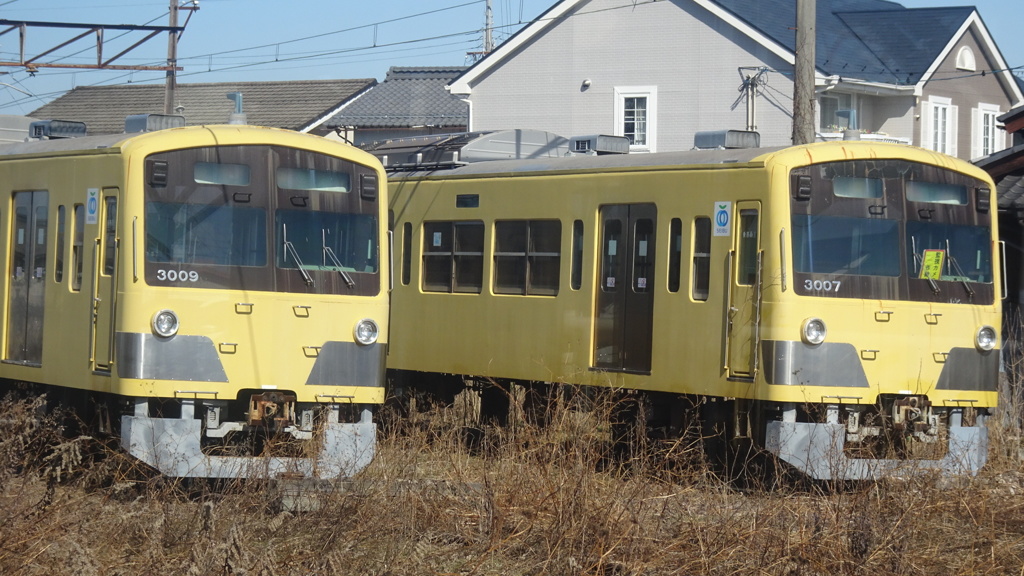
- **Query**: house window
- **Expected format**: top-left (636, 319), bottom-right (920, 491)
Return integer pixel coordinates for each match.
top-left (494, 219), bottom-right (561, 296)
top-left (614, 86), bottom-right (657, 152)
top-left (972, 102), bottom-right (1003, 158)
top-left (956, 47), bottom-right (976, 71)
top-left (819, 93), bottom-right (855, 131)
top-left (921, 96), bottom-right (957, 156)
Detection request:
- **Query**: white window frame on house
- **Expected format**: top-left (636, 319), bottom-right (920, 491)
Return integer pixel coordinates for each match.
top-left (614, 86), bottom-right (657, 153)
top-left (972, 102), bottom-right (1004, 159)
top-left (920, 95), bottom-right (958, 156)
top-left (818, 92), bottom-right (856, 132)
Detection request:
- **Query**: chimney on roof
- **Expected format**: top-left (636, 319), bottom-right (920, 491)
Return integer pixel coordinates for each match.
top-left (227, 92), bottom-right (247, 125)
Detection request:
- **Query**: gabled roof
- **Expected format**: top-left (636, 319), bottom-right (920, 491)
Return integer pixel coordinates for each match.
top-left (28, 79), bottom-right (376, 135)
top-left (449, 0), bottom-right (1020, 101)
top-left (325, 67), bottom-right (468, 129)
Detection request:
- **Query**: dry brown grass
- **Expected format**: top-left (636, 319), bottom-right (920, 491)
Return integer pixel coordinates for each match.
top-left (0, 390), bottom-right (1023, 576)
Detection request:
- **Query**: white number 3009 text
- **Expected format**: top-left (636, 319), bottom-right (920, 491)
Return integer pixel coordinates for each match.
top-left (156, 269), bottom-right (199, 282)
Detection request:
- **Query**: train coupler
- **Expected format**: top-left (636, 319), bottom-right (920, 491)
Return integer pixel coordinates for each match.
top-left (248, 391), bottom-right (297, 431)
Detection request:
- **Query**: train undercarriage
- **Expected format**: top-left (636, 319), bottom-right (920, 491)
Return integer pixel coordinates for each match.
top-left (386, 370), bottom-right (989, 481)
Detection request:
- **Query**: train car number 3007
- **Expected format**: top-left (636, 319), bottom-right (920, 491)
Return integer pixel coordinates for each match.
top-left (804, 279), bottom-right (841, 293)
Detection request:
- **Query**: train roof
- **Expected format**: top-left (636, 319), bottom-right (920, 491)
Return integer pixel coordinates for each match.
top-left (388, 146), bottom-right (786, 179)
top-left (385, 139), bottom-right (990, 182)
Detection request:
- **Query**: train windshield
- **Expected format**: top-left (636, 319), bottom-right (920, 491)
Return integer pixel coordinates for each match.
top-left (144, 145), bottom-right (380, 295)
top-left (790, 160), bottom-right (993, 303)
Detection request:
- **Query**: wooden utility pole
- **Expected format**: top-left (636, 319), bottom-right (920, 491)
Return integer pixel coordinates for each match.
top-left (792, 0), bottom-right (816, 145)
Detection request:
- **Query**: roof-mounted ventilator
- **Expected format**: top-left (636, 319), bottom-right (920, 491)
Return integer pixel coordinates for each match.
top-left (693, 130), bottom-right (760, 150)
top-left (125, 114), bottom-right (186, 133)
top-left (569, 134), bottom-right (630, 155)
top-left (362, 129), bottom-right (570, 171)
top-left (28, 119), bottom-right (87, 140)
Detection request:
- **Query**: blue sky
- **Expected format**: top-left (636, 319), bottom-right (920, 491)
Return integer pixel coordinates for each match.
top-left (0, 0), bottom-right (1019, 115)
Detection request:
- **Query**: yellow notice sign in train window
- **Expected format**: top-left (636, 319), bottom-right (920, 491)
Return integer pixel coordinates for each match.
top-left (919, 249), bottom-right (946, 280)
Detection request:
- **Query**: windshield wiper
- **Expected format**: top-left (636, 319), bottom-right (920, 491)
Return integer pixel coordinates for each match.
top-left (945, 240), bottom-right (975, 297)
top-left (322, 229), bottom-right (355, 289)
top-left (282, 224), bottom-right (314, 286)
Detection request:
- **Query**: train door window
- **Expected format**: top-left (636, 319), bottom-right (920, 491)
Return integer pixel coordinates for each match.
top-left (601, 219), bottom-right (622, 291)
top-left (668, 218), bottom-right (682, 292)
top-left (422, 220), bottom-right (483, 293)
top-left (691, 217), bottom-right (711, 301)
top-left (632, 218), bottom-right (654, 292)
top-left (737, 210), bottom-right (759, 285)
top-left (401, 222), bottom-right (412, 286)
top-left (494, 220), bottom-right (561, 296)
top-left (102, 197), bottom-right (117, 276)
top-left (72, 204), bottom-right (84, 291)
top-left (571, 220), bottom-right (583, 291)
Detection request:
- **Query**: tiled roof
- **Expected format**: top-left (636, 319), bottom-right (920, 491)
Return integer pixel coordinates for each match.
top-left (28, 79), bottom-right (376, 135)
top-left (325, 66), bottom-right (468, 129)
top-left (713, 0), bottom-right (973, 85)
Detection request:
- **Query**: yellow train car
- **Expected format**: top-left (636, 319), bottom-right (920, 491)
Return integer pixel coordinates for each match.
top-left (380, 132), bottom-right (1000, 480)
top-left (0, 119), bottom-right (388, 479)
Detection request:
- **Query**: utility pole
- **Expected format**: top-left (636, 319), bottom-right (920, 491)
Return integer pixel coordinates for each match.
top-left (164, 0), bottom-right (179, 115)
top-left (484, 0), bottom-right (494, 53)
top-left (792, 0), bottom-right (815, 145)
top-left (164, 1), bottom-right (199, 115)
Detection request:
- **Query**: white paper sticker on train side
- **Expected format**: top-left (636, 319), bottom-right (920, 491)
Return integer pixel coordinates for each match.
top-left (713, 201), bottom-right (731, 236)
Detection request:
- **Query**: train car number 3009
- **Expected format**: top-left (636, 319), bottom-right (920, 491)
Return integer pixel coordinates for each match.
top-left (155, 269), bottom-right (200, 282)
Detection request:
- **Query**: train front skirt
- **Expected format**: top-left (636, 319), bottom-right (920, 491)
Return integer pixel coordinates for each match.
top-left (121, 400), bottom-right (376, 479)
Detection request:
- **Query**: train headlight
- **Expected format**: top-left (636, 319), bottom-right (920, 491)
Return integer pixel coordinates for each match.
top-left (151, 309), bottom-right (179, 338)
top-left (976, 325), bottom-right (997, 351)
top-left (801, 317), bottom-right (827, 346)
top-left (354, 319), bottom-right (379, 345)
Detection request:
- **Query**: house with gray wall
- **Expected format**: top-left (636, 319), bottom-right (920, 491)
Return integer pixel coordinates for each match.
top-left (448, 0), bottom-right (1022, 159)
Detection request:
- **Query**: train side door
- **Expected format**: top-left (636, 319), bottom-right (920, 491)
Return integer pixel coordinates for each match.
top-left (91, 190), bottom-right (118, 372)
top-left (725, 202), bottom-right (761, 379)
top-left (593, 203), bottom-right (656, 373)
top-left (5, 191), bottom-right (48, 365)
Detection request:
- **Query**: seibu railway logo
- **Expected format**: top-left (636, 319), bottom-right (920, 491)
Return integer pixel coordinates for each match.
top-left (713, 201), bottom-right (731, 236)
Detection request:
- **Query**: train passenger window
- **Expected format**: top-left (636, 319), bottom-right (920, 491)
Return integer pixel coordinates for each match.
top-left (737, 211), bottom-right (758, 286)
top-left (422, 221), bottom-right (484, 293)
top-left (692, 217), bottom-right (711, 301)
top-left (668, 218), bottom-right (682, 292)
top-left (55, 206), bottom-right (65, 283)
top-left (102, 197), bottom-right (117, 276)
top-left (401, 222), bottom-right (412, 286)
top-left (571, 220), bottom-right (583, 291)
top-left (632, 219), bottom-right (654, 292)
top-left (494, 220), bottom-right (561, 296)
top-left (72, 204), bottom-right (84, 291)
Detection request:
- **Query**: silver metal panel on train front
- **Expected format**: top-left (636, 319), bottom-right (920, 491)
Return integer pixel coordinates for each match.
top-left (761, 340), bottom-right (869, 387)
top-left (116, 332), bottom-right (228, 382)
top-left (306, 341), bottom-right (384, 387)
top-left (935, 347), bottom-right (999, 391)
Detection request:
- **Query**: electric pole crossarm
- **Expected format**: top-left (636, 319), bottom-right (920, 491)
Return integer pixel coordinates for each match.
top-left (0, 19), bottom-right (184, 72)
